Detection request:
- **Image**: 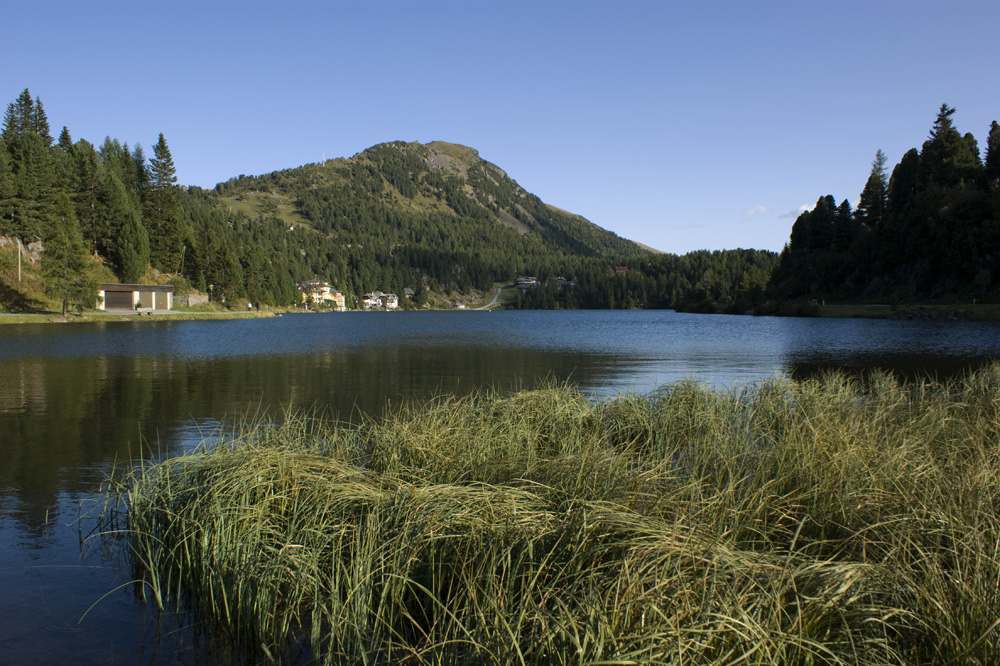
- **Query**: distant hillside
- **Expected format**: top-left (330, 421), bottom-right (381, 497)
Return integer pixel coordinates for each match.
top-left (184, 140), bottom-right (775, 311)
top-left (211, 140), bottom-right (646, 260)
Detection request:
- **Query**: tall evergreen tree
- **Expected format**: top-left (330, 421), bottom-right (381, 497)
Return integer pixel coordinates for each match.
top-left (920, 103), bottom-right (981, 190)
top-left (856, 149), bottom-right (888, 229)
top-left (1, 89), bottom-right (34, 145)
top-left (986, 121), bottom-right (1000, 190)
top-left (144, 133), bottom-right (183, 271)
top-left (887, 148), bottom-right (920, 217)
top-left (43, 193), bottom-right (97, 315)
top-left (210, 237), bottom-right (246, 305)
top-left (833, 199), bottom-right (856, 252)
top-left (70, 139), bottom-right (102, 255)
top-left (787, 208), bottom-right (811, 252)
top-left (0, 138), bottom-right (14, 235)
top-left (149, 133), bottom-right (177, 188)
top-left (31, 96), bottom-right (53, 147)
top-left (807, 195), bottom-right (836, 251)
top-left (57, 127), bottom-right (72, 152)
top-left (130, 144), bottom-right (149, 194)
top-left (118, 208), bottom-right (150, 283)
top-left (98, 169), bottom-right (148, 281)
top-left (11, 131), bottom-right (57, 240)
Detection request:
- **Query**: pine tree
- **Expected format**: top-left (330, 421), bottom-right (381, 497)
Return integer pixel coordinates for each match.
top-left (43, 193), bottom-right (97, 315)
top-left (807, 195), bottom-right (836, 251)
top-left (834, 199), bottom-right (856, 252)
top-left (70, 139), bottom-right (102, 255)
top-left (887, 148), bottom-right (920, 217)
top-left (99, 169), bottom-right (148, 281)
top-left (31, 96), bottom-right (53, 147)
top-left (0, 138), bottom-right (14, 235)
top-left (130, 144), bottom-right (149, 194)
top-left (145, 133), bottom-right (183, 271)
top-left (57, 127), bottom-right (72, 152)
top-left (856, 149), bottom-right (888, 229)
top-left (920, 103), bottom-right (981, 189)
top-left (1, 89), bottom-right (34, 145)
top-left (11, 131), bottom-right (56, 240)
top-left (149, 133), bottom-right (177, 188)
top-left (986, 121), bottom-right (1000, 190)
top-left (118, 208), bottom-right (150, 283)
top-left (210, 237), bottom-right (246, 305)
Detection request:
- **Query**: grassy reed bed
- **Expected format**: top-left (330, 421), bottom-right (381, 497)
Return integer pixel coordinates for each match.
top-left (99, 366), bottom-right (1000, 664)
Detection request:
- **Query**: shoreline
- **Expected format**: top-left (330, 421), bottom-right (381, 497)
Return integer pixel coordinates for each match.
top-left (4, 302), bottom-right (1000, 325)
top-left (0, 309), bottom-right (277, 324)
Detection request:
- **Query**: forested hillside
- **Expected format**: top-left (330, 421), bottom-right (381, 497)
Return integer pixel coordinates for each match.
top-left (0, 88), bottom-right (777, 312)
top-left (769, 104), bottom-right (1000, 304)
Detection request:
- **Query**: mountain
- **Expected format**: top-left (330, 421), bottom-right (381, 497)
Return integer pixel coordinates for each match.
top-left (180, 140), bottom-right (774, 311)
top-left (170, 139), bottom-right (663, 306)
top-left (211, 140), bottom-right (645, 260)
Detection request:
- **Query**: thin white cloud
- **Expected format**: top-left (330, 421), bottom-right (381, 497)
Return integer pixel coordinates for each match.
top-left (742, 205), bottom-right (768, 219)
top-left (779, 203), bottom-right (815, 219)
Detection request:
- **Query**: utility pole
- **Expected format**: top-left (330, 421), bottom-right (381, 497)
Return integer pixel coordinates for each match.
top-left (16, 236), bottom-right (21, 283)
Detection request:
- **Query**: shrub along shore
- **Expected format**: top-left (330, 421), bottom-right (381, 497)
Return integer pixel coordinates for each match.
top-left (100, 367), bottom-right (1000, 665)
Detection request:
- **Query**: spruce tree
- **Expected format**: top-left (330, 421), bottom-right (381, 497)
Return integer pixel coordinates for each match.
top-left (887, 148), bottom-right (920, 217)
top-left (31, 96), bottom-right (53, 147)
top-left (43, 193), bottom-right (96, 315)
top-left (118, 208), bottom-right (150, 283)
top-left (856, 149), bottom-right (888, 228)
top-left (99, 169), bottom-right (148, 281)
top-left (12, 131), bottom-right (56, 240)
top-left (71, 139), bottom-right (102, 255)
top-left (920, 104), bottom-right (981, 189)
top-left (986, 121), bottom-right (1000, 190)
top-left (211, 237), bottom-right (246, 305)
top-left (834, 199), bottom-right (856, 252)
top-left (0, 138), bottom-right (14, 235)
top-left (149, 133), bottom-right (177, 187)
top-left (1, 89), bottom-right (34, 145)
top-left (807, 195), bottom-right (836, 251)
top-left (145, 133), bottom-right (183, 271)
top-left (57, 127), bottom-right (73, 152)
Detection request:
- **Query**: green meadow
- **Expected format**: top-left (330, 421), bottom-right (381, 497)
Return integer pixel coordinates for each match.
top-left (100, 366), bottom-right (1000, 664)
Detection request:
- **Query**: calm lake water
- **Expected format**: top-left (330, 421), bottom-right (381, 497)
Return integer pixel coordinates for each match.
top-left (2, 310), bottom-right (999, 664)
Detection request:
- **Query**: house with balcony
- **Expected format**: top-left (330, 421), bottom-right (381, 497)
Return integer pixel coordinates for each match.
top-left (363, 291), bottom-right (400, 309)
top-left (298, 279), bottom-right (346, 310)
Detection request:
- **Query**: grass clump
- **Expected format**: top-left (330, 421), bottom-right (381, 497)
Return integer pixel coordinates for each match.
top-left (100, 367), bottom-right (1000, 664)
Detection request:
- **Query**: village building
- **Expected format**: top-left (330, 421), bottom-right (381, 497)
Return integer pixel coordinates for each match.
top-left (298, 279), bottom-right (346, 310)
top-left (97, 284), bottom-right (174, 311)
top-left (515, 276), bottom-right (539, 293)
top-left (363, 291), bottom-right (400, 309)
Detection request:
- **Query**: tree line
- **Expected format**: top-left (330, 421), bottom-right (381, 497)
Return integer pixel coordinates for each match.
top-left (769, 104), bottom-right (1000, 304)
top-left (1, 89), bottom-right (186, 312)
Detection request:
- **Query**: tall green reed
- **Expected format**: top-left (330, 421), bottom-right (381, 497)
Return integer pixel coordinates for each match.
top-left (99, 367), bottom-right (1000, 664)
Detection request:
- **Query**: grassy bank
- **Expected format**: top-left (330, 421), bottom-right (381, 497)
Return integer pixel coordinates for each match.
top-left (100, 368), bottom-right (1000, 664)
top-left (0, 309), bottom-right (276, 324)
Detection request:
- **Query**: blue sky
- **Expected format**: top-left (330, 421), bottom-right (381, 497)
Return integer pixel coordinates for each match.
top-left (4, 0), bottom-right (997, 254)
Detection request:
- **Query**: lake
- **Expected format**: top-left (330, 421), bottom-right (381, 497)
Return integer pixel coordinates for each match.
top-left (2, 310), bottom-right (998, 664)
